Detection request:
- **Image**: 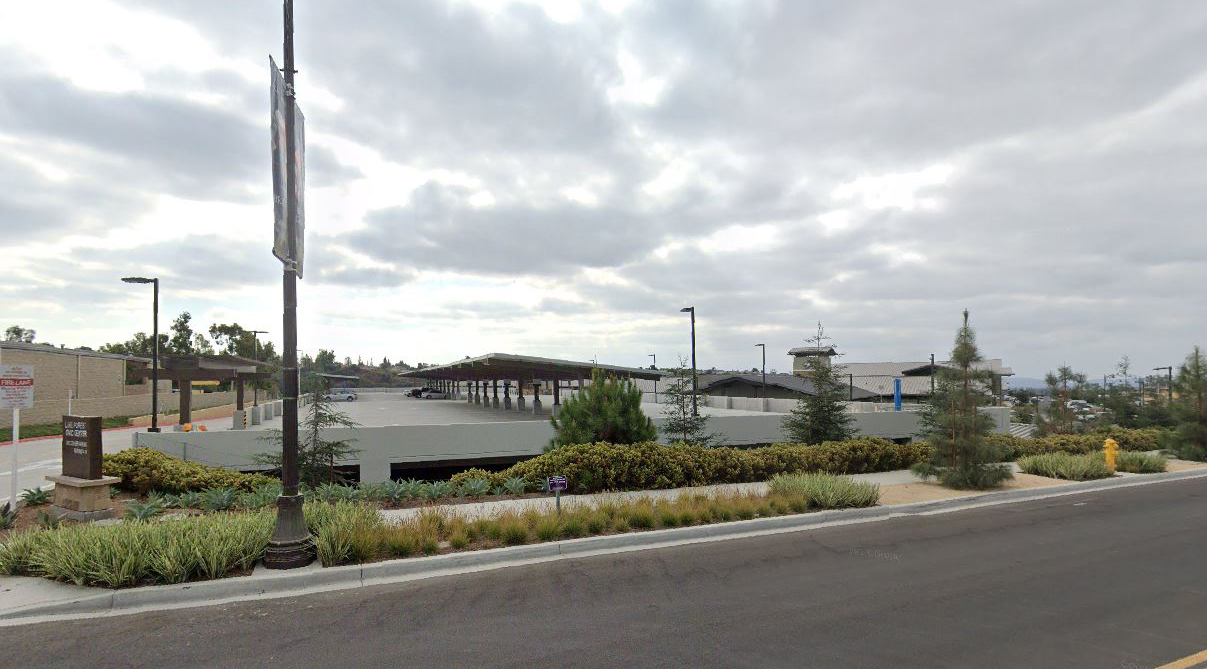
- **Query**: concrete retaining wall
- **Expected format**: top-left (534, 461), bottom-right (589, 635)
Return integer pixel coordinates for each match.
top-left (134, 407), bottom-right (1010, 484)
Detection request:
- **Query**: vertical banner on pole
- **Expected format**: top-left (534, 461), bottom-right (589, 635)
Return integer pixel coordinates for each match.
top-left (893, 378), bottom-right (902, 412)
top-left (1, 364), bottom-right (35, 503)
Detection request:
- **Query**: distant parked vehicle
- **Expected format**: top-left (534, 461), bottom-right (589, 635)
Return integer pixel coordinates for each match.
top-left (407, 387), bottom-right (431, 398)
top-left (421, 391), bottom-right (449, 399)
top-left (322, 389), bottom-right (358, 402)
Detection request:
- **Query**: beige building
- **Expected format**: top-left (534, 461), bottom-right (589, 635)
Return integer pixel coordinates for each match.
top-left (0, 341), bottom-right (183, 428)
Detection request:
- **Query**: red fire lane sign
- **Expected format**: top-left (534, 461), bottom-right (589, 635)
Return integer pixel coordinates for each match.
top-left (0, 364), bottom-right (34, 410)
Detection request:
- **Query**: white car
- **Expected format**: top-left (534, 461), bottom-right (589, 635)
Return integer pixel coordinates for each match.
top-left (323, 389), bottom-right (358, 402)
top-left (421, 391), bottom-right (450, 399)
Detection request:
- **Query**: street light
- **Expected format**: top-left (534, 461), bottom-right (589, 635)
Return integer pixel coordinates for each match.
top-left (754, 343), bottom-right (766, 398)
top-left (1154, 366), bottom-right (1174, 403)
top-left (121, 276), bottom-right (160, 433)
top-left (648, 353), bottom-right (657, 402)
top-left (248, 330), bottom-right (268, 407)
top-left (680, 307), bottom-right (697, 416)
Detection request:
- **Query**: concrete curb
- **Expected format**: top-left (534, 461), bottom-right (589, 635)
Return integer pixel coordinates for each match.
top-left (3, 467), bottom-right (1206, 625)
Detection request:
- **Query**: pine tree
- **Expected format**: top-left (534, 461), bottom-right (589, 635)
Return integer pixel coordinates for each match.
top-left (1167, 346), bottom-right (1207, 461)
top-left (255, 389), bottom-right (361, 486)
top-left (662, 357), bottom-right (716, 446)
top-left (549, 368), bottom-right (657, 449)
top-left (912, 310), bottom-right (1012, 489)
top-left (1036, 365), bottom-right (1086, 435)
top-left (782, 322), bottom-right (855, 444)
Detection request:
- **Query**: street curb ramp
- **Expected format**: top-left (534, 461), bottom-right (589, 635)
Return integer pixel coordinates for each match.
top-left (3, 467), bottom-right (1206, 625)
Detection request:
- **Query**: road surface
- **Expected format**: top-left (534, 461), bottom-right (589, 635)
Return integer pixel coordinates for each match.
top-left (7, 477), bottom-right (1207, 668)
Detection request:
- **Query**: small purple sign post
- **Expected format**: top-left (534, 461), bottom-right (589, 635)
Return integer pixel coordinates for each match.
top-left (548, 475), bottom-right (568, 513)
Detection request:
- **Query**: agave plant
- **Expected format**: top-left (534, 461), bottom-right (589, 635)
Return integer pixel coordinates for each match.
top-left (36, 510), bottom-right (61, 528)
top-left (0, 502), bottom-right (17, 530)
top-left (503, 476), bottom-right (528, 495)
top-left (234, 490), bottom-right (275, 510)
top-left (432, 481), bottom-right (457, 499)
top-left (200, 487), bottom-right (237, 512)
top-left (178, 491), bottom-right (203, 509)
top-left (400, 479), bottom-right (424, 499)
top-left (459, 478), bottom-right (491, 498)
top-left (357, 478), bottom-right (391, 499)
top-left (20, 488), bottom-right (50, 506)
top-left (159, 493), bottom-right (183, 509)
top-left (124, 499), bottom-right (166, 521)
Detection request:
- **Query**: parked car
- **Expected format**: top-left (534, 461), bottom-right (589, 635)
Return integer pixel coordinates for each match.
top-left (421, 390), bottom-right (450, 399)
top-left (407, 387), bottom-right (431, 398)
top-left (322, 389), bottom-right (358, 402)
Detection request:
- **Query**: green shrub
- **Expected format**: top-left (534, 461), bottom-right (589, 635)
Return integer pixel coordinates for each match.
top-left (0, 502), bottom-right (17, 530)
top-left (20, 488), bottom-right (49, 506)
top-left (912, 461), bottom-right (1014, 489)
top-left (501, 521), bottom-right (528, 546)
top-left (123, 499), bottom-right (165, 521)
top-left (535, 517), bottom-right (560, 541)
top-left (449, 468), bottom-right (503, 490)
top-left (974, 429), bottom-right (1166, 461)
top-left (498, 438), bottom-right (929, 494)
top-left (458, 478), bottom-right (492, 498)
top-left (200, 487), bottom-right (238, 511)
top-left (767, 473), bottom-right (880, 508)
top-left (1018, 453), bottom-right (1112, 481)
top-left (1, 510), bottom-right (273, 587)
top-left (307, 501), bottom-right (384, 567)
top-left (1114, 451), bottom-right (1166, 474)
top-left (103, 448), bottom-right (277, 494)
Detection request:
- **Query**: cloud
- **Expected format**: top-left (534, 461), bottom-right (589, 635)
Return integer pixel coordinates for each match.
top-left (5, 0), bottom-right (1207, 378)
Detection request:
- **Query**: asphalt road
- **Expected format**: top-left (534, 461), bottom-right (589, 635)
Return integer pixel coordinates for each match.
top-left (9, 479), bottom-right (1207, 669)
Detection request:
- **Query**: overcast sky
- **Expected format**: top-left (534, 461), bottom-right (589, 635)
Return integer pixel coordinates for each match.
top-left (2, 0), bottom-right (1205, 379)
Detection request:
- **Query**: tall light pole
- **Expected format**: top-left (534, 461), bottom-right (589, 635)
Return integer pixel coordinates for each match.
top-left (680, 306), bottom-right (697, 416)
top-left (265, 0), bottom-right (311, 569)
top-left (754, 343), bottom-right (766, 398)
top-left (648, 353), bottom-right (657, 402)
top-left (248, 330), bottom-right (268, 407)
top-left (1154, 366), bottom-right (1174, 403)
top-left (121, 277), bottom-right (160, 432)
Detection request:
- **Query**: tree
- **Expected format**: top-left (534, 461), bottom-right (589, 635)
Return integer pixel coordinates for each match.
top-left (380, 357), bottom-right (392, 369)
top-left (255, 389), bottom-right (360, 486)
top-left (193, 333), bottom-right (214, 355)
top-left (99, 332), bottom-right (168, 358)
top-left (314, 349), bottom-right (337, 372)
top-left (4, 325), bottom-right (35, 343)
top-left (550, 368), bottom-right (656, 449)
top-left (782, 322), bottom-right (855, 444)
top-left (662, 357), bottom-right (716, 446)
top-left (208, 323), bottom-right (247, 355)
top-left (168, 312), bottom-right (197, 355)
top-left (912, 310), bottom-right (1012, 489)
top-left (1037, 365), bottom-right (1086, 434)
top-left (1166, 346), bottom-right (1207, 461)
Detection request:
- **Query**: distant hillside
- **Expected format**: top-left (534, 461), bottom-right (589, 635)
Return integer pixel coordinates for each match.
top-left (1006, 376), bottom-right (1047, 390)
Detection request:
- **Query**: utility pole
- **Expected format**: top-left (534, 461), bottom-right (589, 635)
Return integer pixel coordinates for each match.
top-left (930, 353), bottom-right (935, 396)
top-left (265, 0), bottom-right (312, 569)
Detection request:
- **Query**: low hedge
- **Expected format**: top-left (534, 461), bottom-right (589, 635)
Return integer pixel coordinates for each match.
top-left (103, 448), bottom-right (278, 494)
top-left (492, 438), bottom-right (929, 494)
top-left (982, 428), bottom-right (1166, 461)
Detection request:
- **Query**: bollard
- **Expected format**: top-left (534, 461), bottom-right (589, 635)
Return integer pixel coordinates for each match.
top-left (1104, 438), bottom-right (1118, 473)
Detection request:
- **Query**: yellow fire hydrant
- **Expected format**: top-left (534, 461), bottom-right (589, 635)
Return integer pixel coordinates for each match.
top-left (1104, 438), bottom-right (1119, 473)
